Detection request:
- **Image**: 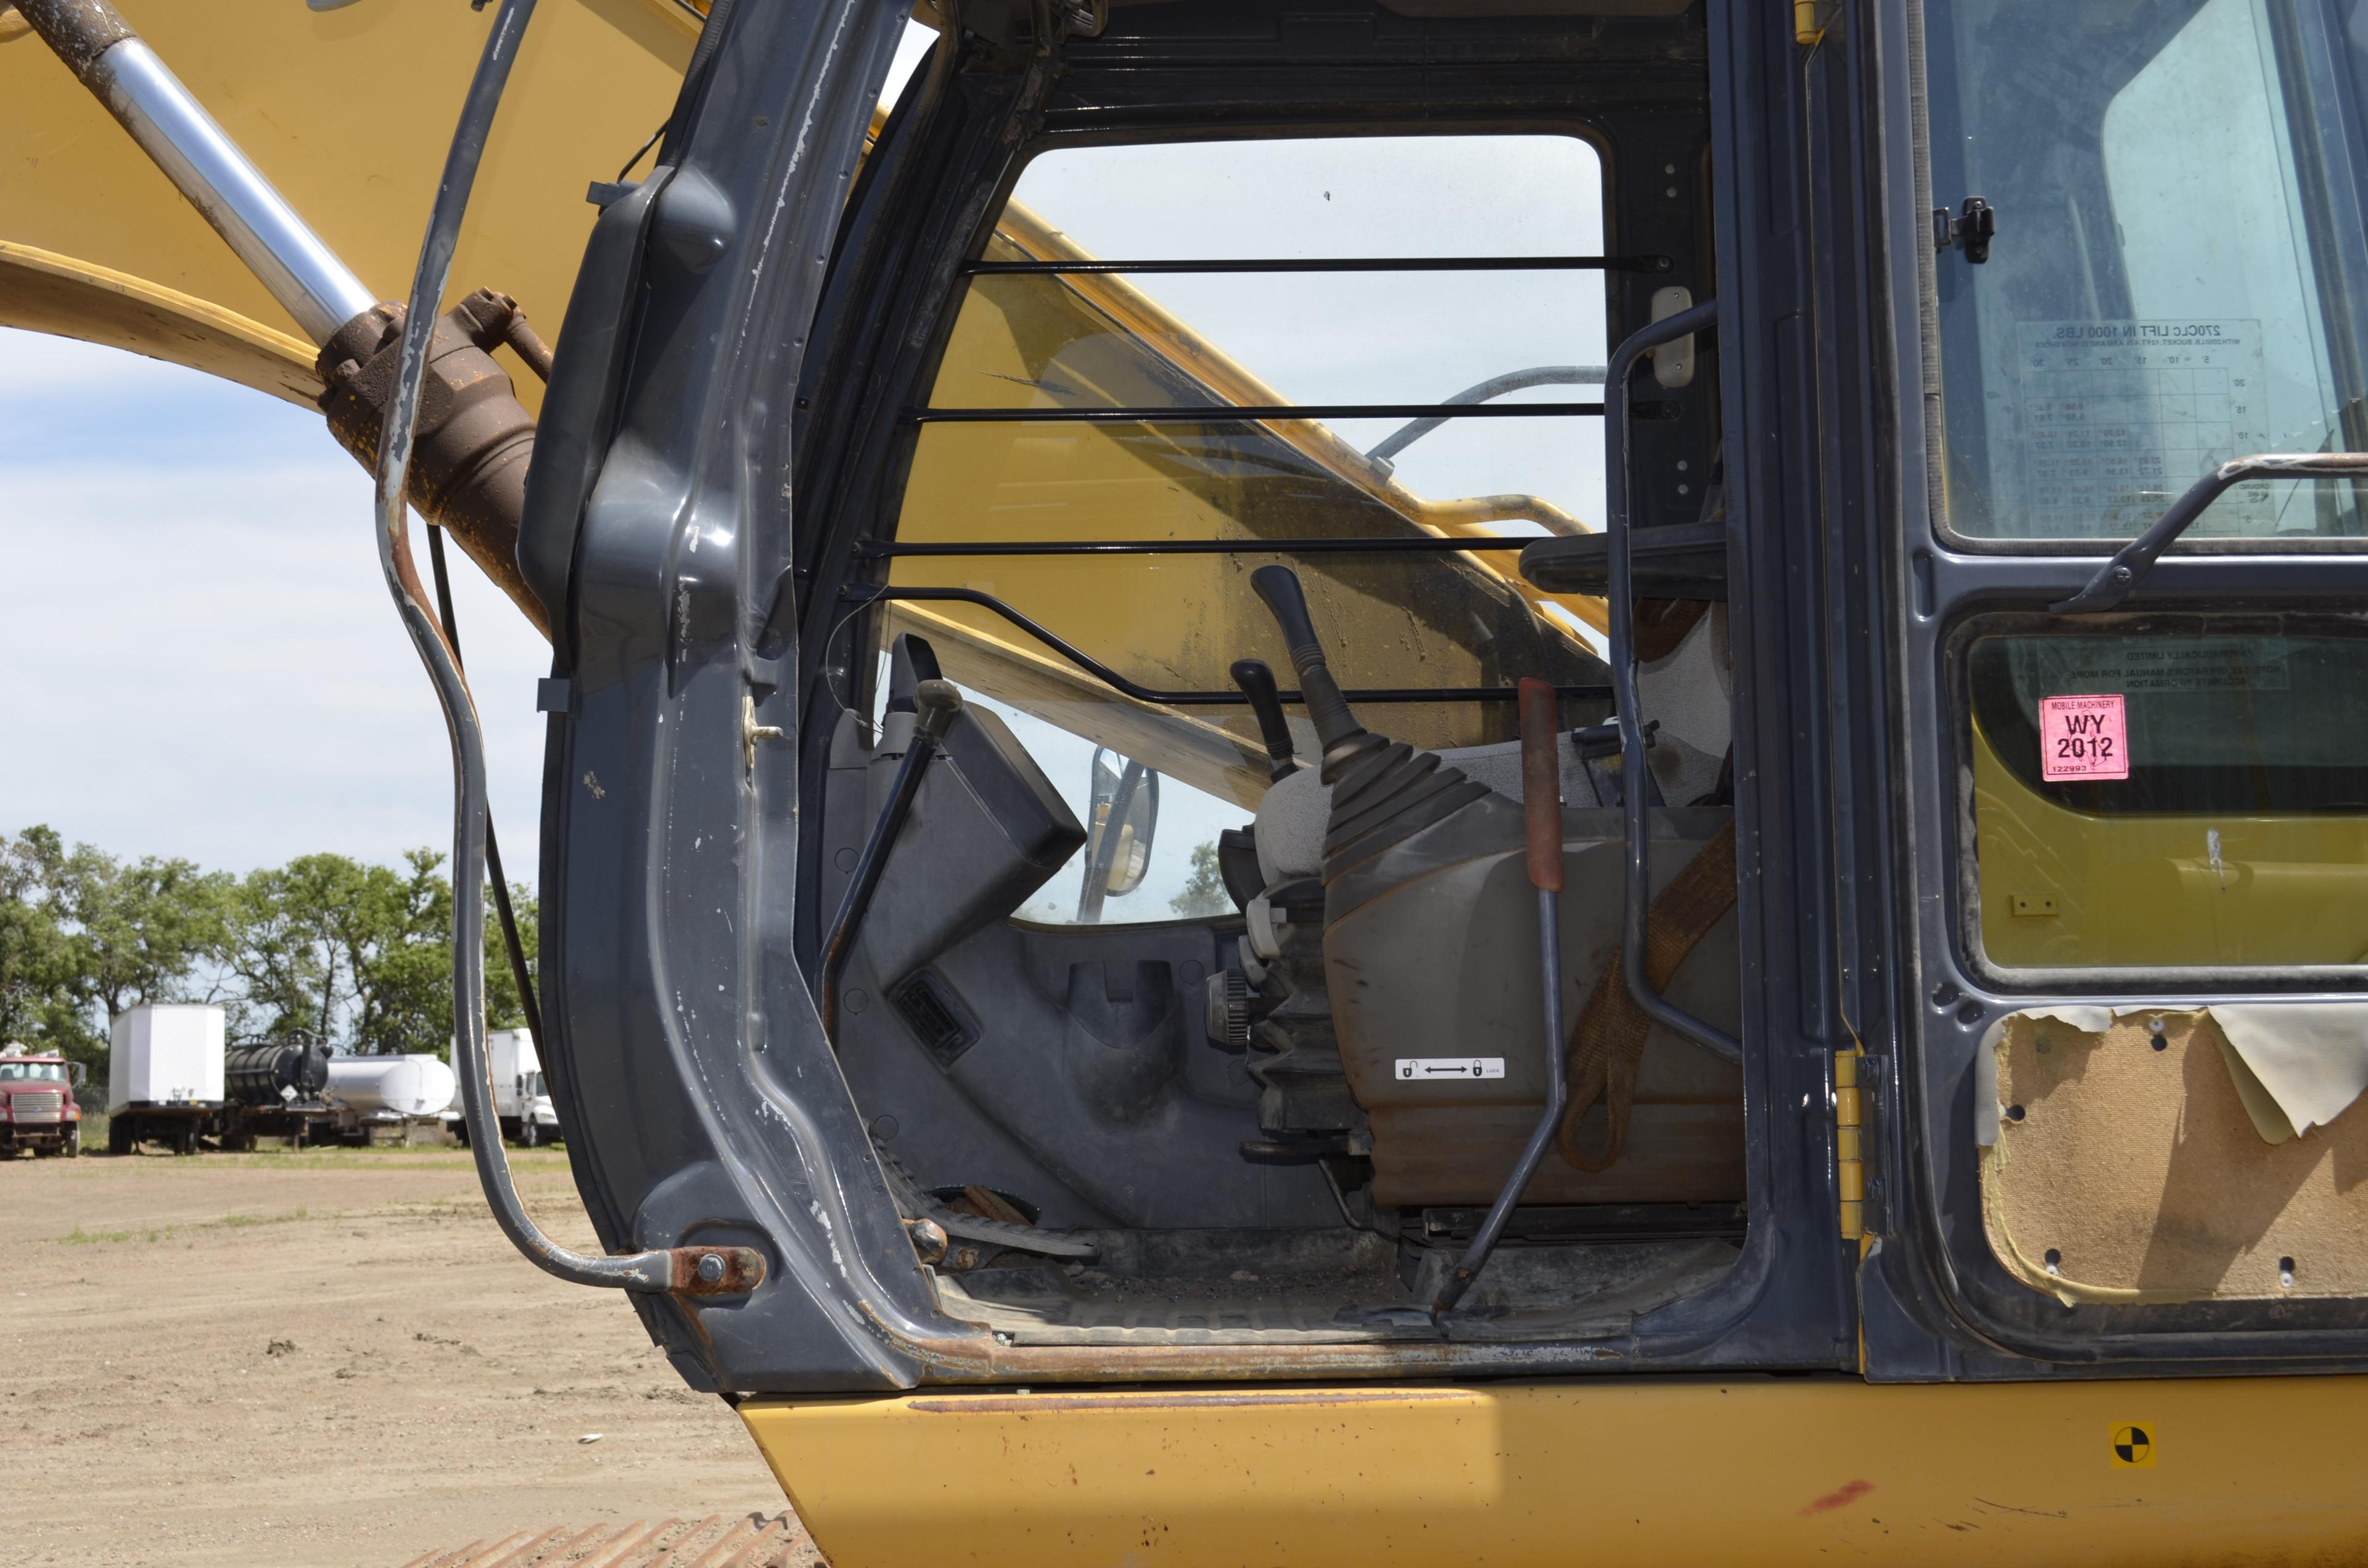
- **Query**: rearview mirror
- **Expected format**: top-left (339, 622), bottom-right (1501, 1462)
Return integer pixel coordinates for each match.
top-left (1077, 748), bottom-right (1161, 920)
top-left (68, 1062), bottom-right (86, 1087)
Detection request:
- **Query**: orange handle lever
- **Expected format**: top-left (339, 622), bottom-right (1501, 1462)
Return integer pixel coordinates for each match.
top-left (1519, 677), bottom-right (1563, 893)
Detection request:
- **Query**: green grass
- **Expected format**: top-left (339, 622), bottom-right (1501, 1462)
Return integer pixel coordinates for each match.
top-left (55, 1205), bottom-right (323, 1246)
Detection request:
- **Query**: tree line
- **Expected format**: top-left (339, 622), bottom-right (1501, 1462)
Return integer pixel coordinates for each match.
top-left (0, 826), bottom-right (532, 1075)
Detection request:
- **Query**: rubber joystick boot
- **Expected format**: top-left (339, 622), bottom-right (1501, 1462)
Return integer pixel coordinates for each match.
top-left (1249, 566), bottom-right (1490, 872)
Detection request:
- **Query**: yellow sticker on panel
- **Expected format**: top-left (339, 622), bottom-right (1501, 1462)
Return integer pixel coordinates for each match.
top-left (2111, 1424), bottom-right (2156, 1467)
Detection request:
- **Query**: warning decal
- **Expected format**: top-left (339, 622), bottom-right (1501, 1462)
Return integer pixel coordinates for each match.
top-left (1396, 1057), bottom-right (1506, 1081)
top-left (2110, 1424), bottom-right (2156, 1468)
top-left (2039, 694), bottom-right (2129, 782)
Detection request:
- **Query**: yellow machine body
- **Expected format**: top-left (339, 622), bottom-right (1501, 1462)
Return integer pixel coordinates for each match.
top-left (742, 1376), bottom-right (2368, 1566)
top-left (0, 0), bottom-right (699, 406)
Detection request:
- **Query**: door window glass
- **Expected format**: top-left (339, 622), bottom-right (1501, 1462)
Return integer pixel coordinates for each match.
top-left (1965, 617), bottom-right (2368, 967)
top-left (877, 134), bottom-right (1642, 924)
top-left (1926, 0), bottom-right (2368, 540)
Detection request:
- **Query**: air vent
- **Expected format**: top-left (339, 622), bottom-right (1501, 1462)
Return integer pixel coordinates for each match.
top-left (892, 969), bottom-right (982, 1067)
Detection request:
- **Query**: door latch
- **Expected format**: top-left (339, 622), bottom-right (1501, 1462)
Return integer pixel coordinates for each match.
top-left (1934, 196), bottom-right (1996, 263)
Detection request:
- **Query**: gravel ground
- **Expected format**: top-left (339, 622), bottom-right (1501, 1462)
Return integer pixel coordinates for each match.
top-left (0, 1146), bottom-right (813, 1568)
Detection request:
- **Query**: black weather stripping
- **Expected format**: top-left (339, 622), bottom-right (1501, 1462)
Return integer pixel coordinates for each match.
top-left (903, 401), bottom-right (1605, 424)
top-left (858, 535), bottom-right (1542, 559)
top-left (845, 585), bottom-right (1610, 708)
top-left (963, 254), bottom-right (1672, 275)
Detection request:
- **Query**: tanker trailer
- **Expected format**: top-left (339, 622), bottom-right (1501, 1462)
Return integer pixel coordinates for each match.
top-left (213, 1040), bottom-right (334, 1151)
top-left (324, 1054), bottom-right (459, 1147)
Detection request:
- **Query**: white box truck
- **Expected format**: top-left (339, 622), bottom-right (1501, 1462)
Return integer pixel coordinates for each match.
top-left (442, 1030), bottom-right (560, 1147)
top-left (107, 1004), bottom-right (226, 1155)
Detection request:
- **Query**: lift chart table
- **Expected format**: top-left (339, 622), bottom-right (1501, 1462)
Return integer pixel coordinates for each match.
top-left (2014, 319), bottom-right (2272, 537)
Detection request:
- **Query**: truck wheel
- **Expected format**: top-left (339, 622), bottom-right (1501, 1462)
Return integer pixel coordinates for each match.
top-left (175, 1124), bottom-right (197, 1156)
top-left (522, 1121), bottom-right (541, 1149)
top-left (108, 1119), bottom-right (133, 1156)
top-left (64, 1128), bottom-right (80, 1159)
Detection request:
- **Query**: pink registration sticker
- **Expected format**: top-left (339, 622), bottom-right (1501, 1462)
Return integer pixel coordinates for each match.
top-left (2038, 694), bottom-right (2129, 782)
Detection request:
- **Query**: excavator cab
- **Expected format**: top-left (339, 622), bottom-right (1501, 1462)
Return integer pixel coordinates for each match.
top-left (522, 1), bottom-right (2368, 1541)
top-left (532, 0), bottom-right (1775, 1389)
top-left (14, 0), bottom-right (2368, 1556)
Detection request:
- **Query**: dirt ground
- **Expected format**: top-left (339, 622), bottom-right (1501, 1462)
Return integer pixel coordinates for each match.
top-left (1, 1144), bottom-right (814, 1568)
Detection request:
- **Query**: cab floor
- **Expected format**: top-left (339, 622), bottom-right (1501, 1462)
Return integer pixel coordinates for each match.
top-left (933, 1229), bottom-right (1740, 1345)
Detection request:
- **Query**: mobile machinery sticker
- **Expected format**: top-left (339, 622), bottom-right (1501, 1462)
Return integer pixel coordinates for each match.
top-left (2040, 694), bottom-right (2129, 781)
top-left (2016, 321), bottom-right (2270, 536)
top-left (2109, 1423), bottom-right (2156, 1468)
top-left (1397, 1057), bottom-right (1506, 1080)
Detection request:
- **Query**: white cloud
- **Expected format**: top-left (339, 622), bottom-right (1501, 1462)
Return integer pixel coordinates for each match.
top-left (0, 330), bottom-right (549, 879)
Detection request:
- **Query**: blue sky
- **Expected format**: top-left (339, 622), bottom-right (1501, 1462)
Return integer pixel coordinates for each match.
top-left (0, 326), bottom-right (554, 879)
top-left (0, 25), bottom-right (940, 886)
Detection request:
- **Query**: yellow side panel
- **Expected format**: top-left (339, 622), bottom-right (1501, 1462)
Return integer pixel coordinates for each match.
top-left (745, 1378), bottom-right (2368, 1567)
top-left (1972, 720), bottom-right (2368, 967)
top-left (0, 0), bottom-right (694, 401)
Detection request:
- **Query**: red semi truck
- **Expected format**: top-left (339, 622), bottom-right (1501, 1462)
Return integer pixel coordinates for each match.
top-left (0, 1046), bottom-right (84, 1159)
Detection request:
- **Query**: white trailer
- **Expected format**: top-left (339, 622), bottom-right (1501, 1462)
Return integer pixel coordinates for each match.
top-left (324, 1053), bottom-right (458, 1144)
top-left (442, 1030), bottom-right (561, 1147)
top-left (106, 1004), bottom-right (226, 1155)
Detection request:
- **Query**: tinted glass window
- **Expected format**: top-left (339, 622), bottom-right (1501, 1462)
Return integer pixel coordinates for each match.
top-left (879, 134), bottom-right (1627, 924)
top-left (1967, 618), bottom-right (2368, 967)
top-left (1927, 0), bottom-right (2368, 540)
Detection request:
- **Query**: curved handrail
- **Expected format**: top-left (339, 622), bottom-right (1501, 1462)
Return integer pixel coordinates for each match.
top-left (2049, 451), bottom-right (2368, 613)
top-left (1603, 298), bottom-right (1740, 1065)
top-left (1365, 364), bottom-right (1610, 466)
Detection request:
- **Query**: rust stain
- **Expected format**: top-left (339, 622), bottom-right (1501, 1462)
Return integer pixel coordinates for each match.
top-left (1801, 1480), bottom-right (1874, 1516)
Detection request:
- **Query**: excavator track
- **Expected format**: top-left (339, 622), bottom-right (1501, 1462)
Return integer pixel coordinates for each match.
top-left (399, 1513), bottom-right (815, 1568)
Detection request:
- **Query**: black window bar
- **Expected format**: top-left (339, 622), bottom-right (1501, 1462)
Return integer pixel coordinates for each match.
top-left (903, 401), bottom-right (1606, 425)
top-left (858, 535), bottom-right (1548, 559)
top-left (963, 253), bottom-right (1672, 276)
top-left (842, 584), bottom-right (1611, 708)
top-left (865, 252), bottom-right (1634, 703)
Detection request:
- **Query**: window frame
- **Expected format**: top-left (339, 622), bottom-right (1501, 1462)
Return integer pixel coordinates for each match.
top-left (1944, 606), bottom-right (2368, 992)
top-left (852, 119), bottom-right (1648, 733)
top-left (1916, 0), bottom-right (2368, 559)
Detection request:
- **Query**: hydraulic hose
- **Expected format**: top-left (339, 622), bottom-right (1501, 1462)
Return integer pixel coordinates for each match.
top-left (372, 0), bottom-right (757, 1299)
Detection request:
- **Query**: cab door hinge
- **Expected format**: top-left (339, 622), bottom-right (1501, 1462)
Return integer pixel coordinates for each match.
top-left (1834, 1049), bottom-right (1867, 1241)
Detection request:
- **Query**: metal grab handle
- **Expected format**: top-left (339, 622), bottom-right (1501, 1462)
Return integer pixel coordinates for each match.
top-left (1604, 298), bottom-right (1741, 1065)
top-left (2049, 451), bottom-right (2368, 614)
top-left (1433, 678), bottom-right (1569, 1315)
top-left (821, 681), bottom-right (963, 1039)
top-left (372, 0), bottom-right (757, 1299)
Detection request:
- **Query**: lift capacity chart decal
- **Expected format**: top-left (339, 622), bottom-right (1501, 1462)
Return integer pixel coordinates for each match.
top-left (2016, 320), bottom-right (2271, 536)
top-left (2039, 694), bottom-right (2129, 782)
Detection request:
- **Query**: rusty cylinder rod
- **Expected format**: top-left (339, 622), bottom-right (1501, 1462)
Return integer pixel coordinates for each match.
top-left (16, 0), bottom-right (553, 637)
top-left (13, 0), bottom-right (376, 344)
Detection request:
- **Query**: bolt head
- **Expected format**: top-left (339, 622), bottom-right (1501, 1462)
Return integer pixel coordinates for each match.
top-left (696, 1253), bottom-right (726, 1284)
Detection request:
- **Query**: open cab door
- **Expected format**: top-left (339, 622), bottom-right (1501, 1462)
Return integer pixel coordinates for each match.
top-left (1883, 0), bottom-right (2368, 1372)
top-left (519, 0), bottom-right (2368, 1559)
